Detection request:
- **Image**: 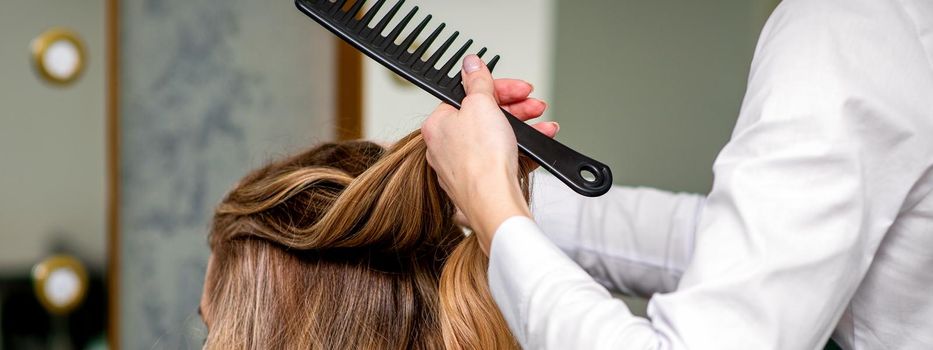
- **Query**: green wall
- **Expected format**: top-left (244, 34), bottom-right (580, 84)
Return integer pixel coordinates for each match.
top-left (552, 0), bottom-right (778, 194)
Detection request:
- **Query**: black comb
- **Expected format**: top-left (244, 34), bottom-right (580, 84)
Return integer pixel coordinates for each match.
top-left (296, 0), bottom-right (613, 197)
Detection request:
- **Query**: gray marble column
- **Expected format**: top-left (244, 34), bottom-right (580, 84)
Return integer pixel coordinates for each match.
top-left (118, 0), bottom-right (334, 347)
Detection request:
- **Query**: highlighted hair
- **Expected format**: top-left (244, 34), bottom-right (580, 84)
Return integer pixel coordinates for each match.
top-left (204, 131), bottom-right (527, 349)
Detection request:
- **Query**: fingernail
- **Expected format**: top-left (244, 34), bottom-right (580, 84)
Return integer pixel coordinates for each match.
top-left (551, 122), bottom-right (560, 133)
top-left (462, 54), bottom-right (483, 73)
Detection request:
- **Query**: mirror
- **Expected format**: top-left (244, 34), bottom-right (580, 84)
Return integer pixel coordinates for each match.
top-left (0, 1), bottom-right (109, 348)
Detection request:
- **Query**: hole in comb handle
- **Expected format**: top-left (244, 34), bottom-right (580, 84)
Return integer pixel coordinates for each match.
top-left (580, 168), bottom-right (597, 183)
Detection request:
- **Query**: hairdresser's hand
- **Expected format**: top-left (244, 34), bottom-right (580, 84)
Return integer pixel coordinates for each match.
top-left (492, 78), bottom-right (550, 123)
top-left (378, 78), bottom-right (544, 148)
top-left (423, 55), bottom-right (558, 254)
top-left (448, 77), bottom-right (554, 228)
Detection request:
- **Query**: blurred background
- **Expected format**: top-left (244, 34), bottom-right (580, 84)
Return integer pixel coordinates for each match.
top-left (0, 0), bottom-right (777, 348)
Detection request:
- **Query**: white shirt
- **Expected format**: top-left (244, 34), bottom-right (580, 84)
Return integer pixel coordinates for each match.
top-left (487, 0), bottom-right (933, 349)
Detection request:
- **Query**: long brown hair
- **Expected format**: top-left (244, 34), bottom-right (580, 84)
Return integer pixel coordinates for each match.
top-left (203, 131), bottom-right (528, 349)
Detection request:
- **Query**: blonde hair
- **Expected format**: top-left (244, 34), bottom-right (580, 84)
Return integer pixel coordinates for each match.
top-left (203, 131), bottom-right (528, 349)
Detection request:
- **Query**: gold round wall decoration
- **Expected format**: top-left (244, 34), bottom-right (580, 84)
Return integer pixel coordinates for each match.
top-left (32, 255), bottom-right (89, 315)
top-left (31, 28), bottom-right (87, 85)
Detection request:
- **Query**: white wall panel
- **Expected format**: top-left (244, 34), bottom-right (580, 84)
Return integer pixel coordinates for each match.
top-left (362, 0), bottom-right (556, 141)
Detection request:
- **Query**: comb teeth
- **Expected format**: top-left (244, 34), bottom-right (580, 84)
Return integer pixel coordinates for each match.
top-left (399, 14), bottom-right (431, 57)
top-left (424, 31), bottom-right (458, 70)
top-left (370, 0), bottom-right (404, 39)
top-left (410, 23), bottom-right (445, 63)
top-left (328, 0), bottom-right (348, 14)
top-left (342, 0), bottom-right (366, 22)
top-left (447, 47), bottom-right (486, 87)
top-left (298, 0), bottom-right (502, 103)
top-left (437, 39), bottom-right (472, 81)
top-left (384, 6), bottom-right (418, 48)
top-left (487, 55), bottom-right (500, 73)
top-left (356, 0), bottom-right (385, 30)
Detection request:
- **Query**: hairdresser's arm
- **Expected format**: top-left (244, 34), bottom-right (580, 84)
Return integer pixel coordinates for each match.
top-left (531, 173), bottom-right (703, 297)
top-left (424, 60), bottom-right (703, 301)
top-left (429, 71), bottom-right (701, 298)
top-left (424, 1), bottom-right (932, 348)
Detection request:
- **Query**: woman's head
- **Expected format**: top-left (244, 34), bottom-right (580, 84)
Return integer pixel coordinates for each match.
top-left (201, 131), bottom-right (527, 349)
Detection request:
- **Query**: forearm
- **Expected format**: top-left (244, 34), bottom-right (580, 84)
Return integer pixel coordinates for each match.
top-left (530, 173), bottom-right (704, 296)
top-left (488, 217), bottom-right (671, 349)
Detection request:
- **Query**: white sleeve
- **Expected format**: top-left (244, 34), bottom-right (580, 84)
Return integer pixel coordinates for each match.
top-left (488, 217), bottom-right (663, 349)
top-left (531, 173), bottom-right (704, 297)
top-left (487, 0), bottom-right (933, 349)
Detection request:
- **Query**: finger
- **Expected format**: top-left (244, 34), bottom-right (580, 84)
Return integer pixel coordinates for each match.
top-left (494, 79), bottom-right (534, 105)
top-left (531, 121), bottom-right (560, 139)
top-left (461, 54), bottom-right (496, 99)
top-left (502, 99), bottom-right (548, 121)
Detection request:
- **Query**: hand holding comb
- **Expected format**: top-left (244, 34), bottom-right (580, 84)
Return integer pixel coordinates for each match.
top-left (296, 0), bottom-right (613, 197)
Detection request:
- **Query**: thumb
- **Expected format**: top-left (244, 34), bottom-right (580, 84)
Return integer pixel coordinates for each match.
top-left (461, 54), bottom-right (496, 99)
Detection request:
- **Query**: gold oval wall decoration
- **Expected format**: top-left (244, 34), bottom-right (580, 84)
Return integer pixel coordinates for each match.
top-left (31, 28), bottom-right (87, 86)
top-left (32, 255), bottom-right (90, 315)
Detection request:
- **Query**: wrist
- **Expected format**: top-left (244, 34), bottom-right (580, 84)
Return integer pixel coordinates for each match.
top-left (464, 175), bottom-right (529, 253)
